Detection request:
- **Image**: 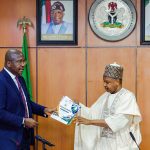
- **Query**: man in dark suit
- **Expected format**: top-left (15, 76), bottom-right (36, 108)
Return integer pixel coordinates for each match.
top-left (0, 49), bottom-right (55, 150)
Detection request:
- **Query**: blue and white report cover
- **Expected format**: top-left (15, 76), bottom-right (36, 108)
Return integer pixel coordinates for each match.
top-left (51, 96), bottom-right (81, 125)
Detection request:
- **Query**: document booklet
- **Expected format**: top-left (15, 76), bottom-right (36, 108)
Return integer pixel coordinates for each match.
top-left (51, 96), bottom-right (81, 125)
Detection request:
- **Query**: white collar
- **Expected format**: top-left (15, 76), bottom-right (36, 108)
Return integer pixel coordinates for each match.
top-left (4, 67), bottom-right (16, 80)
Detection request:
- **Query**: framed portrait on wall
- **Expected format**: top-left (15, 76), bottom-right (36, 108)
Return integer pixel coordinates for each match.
top-left (36, 0), bottom-right (78, 45)
top-left (141, 0), bottom-right (150, 45)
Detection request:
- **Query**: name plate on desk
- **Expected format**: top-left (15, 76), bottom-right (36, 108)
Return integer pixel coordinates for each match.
top-left (51, 96), bottom-right (80, 125)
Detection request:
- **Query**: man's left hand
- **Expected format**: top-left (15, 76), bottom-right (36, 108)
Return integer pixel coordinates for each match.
top-left (76, 116), bottom-right (91, 125)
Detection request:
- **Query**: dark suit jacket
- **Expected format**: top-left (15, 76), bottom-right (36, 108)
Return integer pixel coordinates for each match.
top-left (0, 69), bottom-right (46, 149)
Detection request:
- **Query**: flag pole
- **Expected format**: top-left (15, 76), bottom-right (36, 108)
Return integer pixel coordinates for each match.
top-left (17, 16), bottom-right (33, 100)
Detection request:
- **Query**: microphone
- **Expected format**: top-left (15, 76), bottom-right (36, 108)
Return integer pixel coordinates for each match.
top-left (129, 132), bottom-right (141, 150)
top-left (35, 135), bottom-right (55, 147)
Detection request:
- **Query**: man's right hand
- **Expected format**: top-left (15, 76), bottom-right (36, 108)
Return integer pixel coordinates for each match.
top-left (24, 118), bottom-right (38, 128)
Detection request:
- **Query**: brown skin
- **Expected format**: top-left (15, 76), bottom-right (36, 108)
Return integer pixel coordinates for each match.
top-left (5, 49), bottom-right (56, 128)
top-left (5, 50), bottom-right (26, 76)
top-left (103, 76), bottom-right (122, 94)
top-left (24, 108), bottom-right (56, 128)
top-left (52, 9), bottom-right (64, 25)
top-left (76, 76), bottom-right (122, 127)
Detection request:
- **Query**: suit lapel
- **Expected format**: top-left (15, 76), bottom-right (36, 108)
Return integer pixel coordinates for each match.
top-left (2, 69), bottom-right (21, 97)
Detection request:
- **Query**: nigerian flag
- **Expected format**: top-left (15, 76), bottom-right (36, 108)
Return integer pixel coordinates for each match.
top-left (41, 0), bottom-right (51, 24)
top-left (22, 32), bottom-right (33, 100)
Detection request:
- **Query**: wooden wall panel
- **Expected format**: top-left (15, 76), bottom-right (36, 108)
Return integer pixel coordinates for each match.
top-left (137, 48), bottom-right (150, 150)
top-left (87, 0), bottom-right (137, 47)
top-left (0, 0), bottom-right (36, 47)
top-left (37, 48), bottom-right (86, 150)
top-left (87, 48), bottom-right (136, 106)
top-left (78, 0), bottom-right (86, 46)
top-left (136, 0), bottom-right (141, 46)
top-left (0, 49), bottom-right (7, 69)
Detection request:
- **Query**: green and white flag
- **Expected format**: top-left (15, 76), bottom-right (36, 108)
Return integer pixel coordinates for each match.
top-left (22, 32), bottom-right (33, 100)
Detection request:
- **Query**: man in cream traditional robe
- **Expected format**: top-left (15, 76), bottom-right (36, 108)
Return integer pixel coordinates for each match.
top-left (74, 63), bottom-right (142, 150)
